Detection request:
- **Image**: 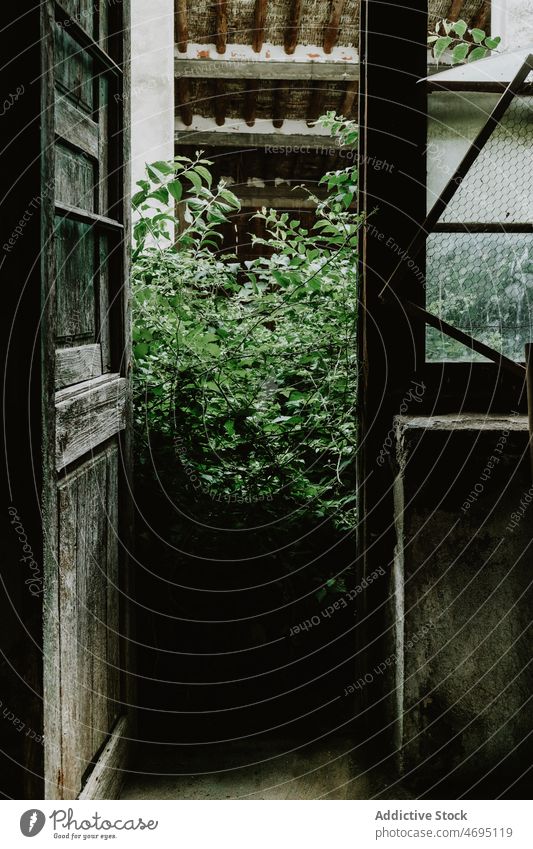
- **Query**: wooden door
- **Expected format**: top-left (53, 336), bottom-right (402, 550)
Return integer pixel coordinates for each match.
top-left (41, 0), bottom-right (132, 800)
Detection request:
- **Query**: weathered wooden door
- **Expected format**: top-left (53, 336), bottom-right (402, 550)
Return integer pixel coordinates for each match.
top-left (41, 0), bottom-right (132, 800)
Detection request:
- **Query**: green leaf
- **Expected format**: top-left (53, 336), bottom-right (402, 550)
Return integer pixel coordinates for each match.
top-left (186, 170), bottom-right (203, 191)
top-left (150, 187), bottom-right (169, 204)
top-left (484, 35), bottom-right (501, 50)
top-left (451, 19), bottom-right (468, 37)
top-left (468, 45), bottom-right (488, 62)
top-left (451, 42), bottom-right (469, 64)
top-left (471, 28), bottom-right (486, 44)
top-left (224, 420), bottom-right (235, 436)
top-left (168, 180), bottom-right (183, 202)
top-left (434, 35), bottom-right (453, 60)
top-left (194, 165), bottom-right (213, 187)
top-left (146, 164), bottom-right (163, 183)
top-left (150, 160), bottom-right (175, 175)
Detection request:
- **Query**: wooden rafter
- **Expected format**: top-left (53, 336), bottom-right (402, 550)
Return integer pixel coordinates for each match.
top-left (284, 0), bottom-right (302, 55)
top-left (215, 0), bottom-right (228, 55)
top-left (307, 81), bottom-right (327, 127)
top-left (340, 79), bottom-right (357, 117)
top-left (252, 0), bottom-right (268, 53)
top-left (176, 78), bottom-right (193, 126)
top-left (447, 0), bottom-right (464, 20)
top-left (272, 84), bottom-right (285, 128)
top-left (244, 80), bottom-right (259, 127)
top-left (472, 0), bottom-right (490, 31)
top-left (324, 0), bottom-right (345, 54)
top-left (213, 80), bottom-right (226, 126)
top-left (175, 0), bottom-right (188, 53)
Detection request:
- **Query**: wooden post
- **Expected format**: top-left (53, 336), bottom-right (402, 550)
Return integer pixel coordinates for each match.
top-left (244, 80), bottom-right (258, 126)
top-left (525, 344), bottom-right (533, 481)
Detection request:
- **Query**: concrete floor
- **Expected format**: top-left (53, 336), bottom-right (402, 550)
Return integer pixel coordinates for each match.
top-left (120, 738), bottom-right (412, 800)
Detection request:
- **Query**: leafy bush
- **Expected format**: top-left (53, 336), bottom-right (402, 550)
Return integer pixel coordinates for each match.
top-left (132, 117), bottom-right (361, 531)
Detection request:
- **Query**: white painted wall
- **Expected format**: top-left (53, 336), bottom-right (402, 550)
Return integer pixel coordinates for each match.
top-left (130, 0), bottom-right (174, 192)
top-left (492, 0), bottom-right (533, 51)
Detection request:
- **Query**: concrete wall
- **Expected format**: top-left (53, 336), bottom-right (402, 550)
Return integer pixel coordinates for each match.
top-left (130, 0), bottom-right (174, 191)
top-left (392, 415), bottom-right (532, 796)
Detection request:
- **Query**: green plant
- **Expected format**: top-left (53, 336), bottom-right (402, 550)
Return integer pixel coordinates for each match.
top-left (428, 18), bottom-right (501, 65)
top-left (132, 119), bottom-right (361, 532)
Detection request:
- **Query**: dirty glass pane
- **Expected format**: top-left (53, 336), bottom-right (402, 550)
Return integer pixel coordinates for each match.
top-left (425, 232), bottom-right (533, 362)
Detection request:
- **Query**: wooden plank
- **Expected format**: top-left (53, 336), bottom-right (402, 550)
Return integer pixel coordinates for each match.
top-left (175, 0), bottom-right (188, 53)
top-left (175, 128), bottom-right (346, 147)
top-left (175, 54), bottom-right (358, 81)
top-left (55, 375), bottom-right (128, 470)
top-left (284, 0), bottom-right (302, 55)
top-left (78, 715), bottom-right (128, 800)
top-left (55, 201), bottom-right (124, 230)
top-left (56, 344), bottom-right (102, 389)
top-left (55, 94), bottom-right (99, 158)
top-left (252, 0), bottom-right (268, 52)
top-left (215, 0), bottom-right (228, 54)
top-left (324, 0), bottom-right (346, 54)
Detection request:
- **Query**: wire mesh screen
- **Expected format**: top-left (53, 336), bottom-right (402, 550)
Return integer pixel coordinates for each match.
top-left (426, 94), bottom-right (533, 362)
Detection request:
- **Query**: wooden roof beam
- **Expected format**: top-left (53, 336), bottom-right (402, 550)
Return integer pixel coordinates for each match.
top-left (324, 0), bottom-right (345, 54)
top-left (215, 1), bottom-right (228, 54)
top-left (175, 0), bottom-right (188, 53)
top-left (175, 127), bottom-right (344, 148)
top-left (252, 0), bottom-right (268, 53)
top-left (175, 55), bottom-right (358, 81)
top-left (284, 0), bottom-right (302, 55)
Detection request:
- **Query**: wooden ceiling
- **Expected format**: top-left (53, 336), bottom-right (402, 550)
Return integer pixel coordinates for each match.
top-left (174, 0), bottom-right (491, 140)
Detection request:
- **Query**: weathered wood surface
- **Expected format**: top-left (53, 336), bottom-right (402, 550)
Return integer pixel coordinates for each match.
top-left (55, 24), bottom-right (94, 111)
top-left (324, 0), bottom-right (346, 54)
top-left (175, 128), bottom-right (347, 147)
top-left (175, 54), bottom-right (358, 81)
top-left (215, 1), bottom-right (228, 54)
top-left (284, 0), bottom-right (302, 55)
top-left (56, 344), bottom-right (102, 389)
top-left (43, 0), bottom-right (131, 802)
top-left (55, 375), bottom-right (127, 470)
top-left (175, 0), bottom-right (189, 53)
top-left (57, 447), bottom-right (121, 797)
top-left (54, 217), bottom-right (96, 345)
top-left (78, 716), bottom-right (128, 800)
top-left (252, 0), bottom-right (268, 52)
top-left (55, 143), bottom-right (95, 211)
top-left (244, 80), bottom-right (259, 127)
top-left (55, 95), bottom-right (99, 158)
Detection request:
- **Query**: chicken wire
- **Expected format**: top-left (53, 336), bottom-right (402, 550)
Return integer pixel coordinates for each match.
top-left (426, 94), bottom-right (533, 362)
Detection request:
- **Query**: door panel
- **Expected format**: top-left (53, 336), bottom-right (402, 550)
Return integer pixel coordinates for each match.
top-left (42, 0), bottom-right (131, 800)
top-left (57, 446), bottom-right (120, 795)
